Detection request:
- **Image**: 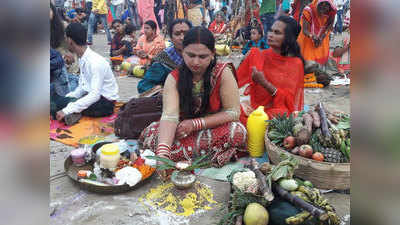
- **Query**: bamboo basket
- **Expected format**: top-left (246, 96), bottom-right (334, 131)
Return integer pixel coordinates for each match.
top-left (265, 131), bottom-right (350, 190)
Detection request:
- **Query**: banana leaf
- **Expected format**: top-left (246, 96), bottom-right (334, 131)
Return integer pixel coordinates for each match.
top-left (337, 117), bottom-right (351, 130)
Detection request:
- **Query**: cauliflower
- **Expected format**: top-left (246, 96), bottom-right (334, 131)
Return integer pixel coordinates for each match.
top-left (232, 171), bottom-right (259, 193)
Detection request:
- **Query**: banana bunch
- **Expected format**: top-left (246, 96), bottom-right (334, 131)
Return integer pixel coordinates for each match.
top-left (287, 186), bottom-right (341, 225)
top-left (329, 128), bottom-right (351, 161)
top-left (286, 211), bottom-right (311, 225)
top-left (329, 128), bottom-right (348, 148)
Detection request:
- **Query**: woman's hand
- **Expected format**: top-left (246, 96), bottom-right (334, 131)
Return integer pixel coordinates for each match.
top-left (175, 119), bottom-right (195, 139)
top-left (251, 66), bottom-right (266, 85)
top-left (312, 35), bottom-right (321, 47)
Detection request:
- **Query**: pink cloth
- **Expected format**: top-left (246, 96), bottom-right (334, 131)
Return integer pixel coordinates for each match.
top-left (136, 0), bottom-right (160, 34)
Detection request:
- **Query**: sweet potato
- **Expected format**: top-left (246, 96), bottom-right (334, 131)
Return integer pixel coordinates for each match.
top-left (295, 128), bottom-right (311, 146)
top-left (302, 113), bottom-right (313, 134)
top-left (310, 111), bottom-right (321, 128)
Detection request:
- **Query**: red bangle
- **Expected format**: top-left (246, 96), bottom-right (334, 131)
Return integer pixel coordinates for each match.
top-left (192, 118), bottom-right (203, 131)
top-left (156, 143), bottom-right (171, 158)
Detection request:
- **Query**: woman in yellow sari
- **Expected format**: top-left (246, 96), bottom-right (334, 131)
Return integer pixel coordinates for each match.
top-left (297, 0), bottom-right (337, 65)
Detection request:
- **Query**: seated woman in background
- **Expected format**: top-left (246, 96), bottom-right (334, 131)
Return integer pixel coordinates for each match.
top-left (137, 19), bottom-right (192, 96)
top-left (208, 11), bottom-right (228, 37)
top-left (110, 19), bottom-right (134, 58)
top-left (133, 20), bottom-right (166, 66)
top-left (241, 25), bottom-right (269, 55)
top-left (237, 16), bottom-right (304, 124)
top-left (139, 27), bottom-right (247, 174)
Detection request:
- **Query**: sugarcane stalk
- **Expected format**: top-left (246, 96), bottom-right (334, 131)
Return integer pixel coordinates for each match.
top-left (249, 159), bottom-right (274, 202)
top-left (317, 102), bottom-right (331, 140)
top-left (272, 183), bottom-right (329, 221)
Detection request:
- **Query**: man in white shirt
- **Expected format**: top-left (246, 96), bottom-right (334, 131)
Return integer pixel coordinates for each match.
top-left (51, 23), bottom-right (119, 125)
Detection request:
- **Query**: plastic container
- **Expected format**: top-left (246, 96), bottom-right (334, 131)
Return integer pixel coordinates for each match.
top-left (247, 106), bottom-right (269, 157)
top-left (99, 144), bottom-right (121, 169)
top-left (71, 148), bottom-right (86, 166)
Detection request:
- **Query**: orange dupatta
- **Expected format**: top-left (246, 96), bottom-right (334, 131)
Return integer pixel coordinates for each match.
top-left (237, 48), bottom-right (304, 121)
top-left (297, 0), bottom-right (337, 64)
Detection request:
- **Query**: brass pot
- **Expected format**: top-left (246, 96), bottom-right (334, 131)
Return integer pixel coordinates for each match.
top-left (170, 170), bottom-right (196, 189)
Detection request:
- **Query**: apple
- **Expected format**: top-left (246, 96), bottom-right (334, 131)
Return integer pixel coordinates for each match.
top-left (312, 152), bottom-right (324, 162)
top-left (283, 136), bottom-right (296, 149)
top-left (299, 145), bottom-right (313, 158)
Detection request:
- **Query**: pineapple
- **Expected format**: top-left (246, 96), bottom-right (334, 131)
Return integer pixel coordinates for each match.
top-left (268, 113), bottom-right (295, 146)
top-left (319, 148), bottom-right (347, 163)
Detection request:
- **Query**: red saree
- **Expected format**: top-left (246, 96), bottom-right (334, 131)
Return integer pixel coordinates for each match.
top-left (237, 48), bottom-right (304, 123)
top-left (208, 20), bottom-right (227, 35)
top-left (139, 63), bottom-right (247, 167)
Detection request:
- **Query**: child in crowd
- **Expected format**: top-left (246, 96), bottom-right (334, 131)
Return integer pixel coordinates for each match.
top-left (121, 23), bottom-right (137, 50)
top-left (242, 26), bottom-right (268, 55)
top-left (110, 19), bottom-right (133, 58)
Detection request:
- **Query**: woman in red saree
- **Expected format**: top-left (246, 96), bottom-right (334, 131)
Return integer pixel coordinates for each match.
top-left (208, 11), bottom-right (227, 35)
top-left (139, 27), bottom-right (246, 177)
top-left (297, 0), bottom-right (337, 65)
top-left (237, 16), bottom-right (304, 125)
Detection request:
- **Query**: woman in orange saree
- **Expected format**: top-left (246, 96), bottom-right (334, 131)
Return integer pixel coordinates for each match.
top-left (236, 16), bottom-right (304, 125)
top-left (297, 0), bottom-right (337, 65)
top-left (134, 20), bottom-right (166, 66)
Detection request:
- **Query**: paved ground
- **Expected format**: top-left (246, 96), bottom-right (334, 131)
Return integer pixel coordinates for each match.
top-left (50, 33), bottom-right (350, 225)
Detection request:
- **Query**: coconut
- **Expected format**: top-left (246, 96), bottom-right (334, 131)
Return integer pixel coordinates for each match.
top-left (133, 66), bottom-right (145, 77)
top-left (243, 203), bottom-right (269, 225)
top-left (215, 44), bottom-right (228, 56)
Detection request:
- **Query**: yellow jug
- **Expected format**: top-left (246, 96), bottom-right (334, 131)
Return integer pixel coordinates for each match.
top-left (247, 106), bottom-right (269, 157)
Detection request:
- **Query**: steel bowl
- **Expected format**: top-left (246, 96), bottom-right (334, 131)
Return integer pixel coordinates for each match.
top-left (170, 170), bottom-right (196, 189)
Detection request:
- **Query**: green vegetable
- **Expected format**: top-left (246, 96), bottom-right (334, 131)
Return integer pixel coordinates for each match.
top-left (345, 138), bottom-right (351, 146)
top-left (340, 140), bottom-right (349, 161)
top-left (266, 154), bottom-right (299, 189)
top-left (337, 116), bottom-right (351, 130)
top-left (279, 179), bottom-right (299, 191)
top-left (346, 146), bottom-right (351, 160)
top-left (303, 180), bottom-right (313, 188)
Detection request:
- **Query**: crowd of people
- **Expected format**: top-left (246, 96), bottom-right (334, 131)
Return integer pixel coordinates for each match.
top-left (50, 0), bottom-right (351, 169)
